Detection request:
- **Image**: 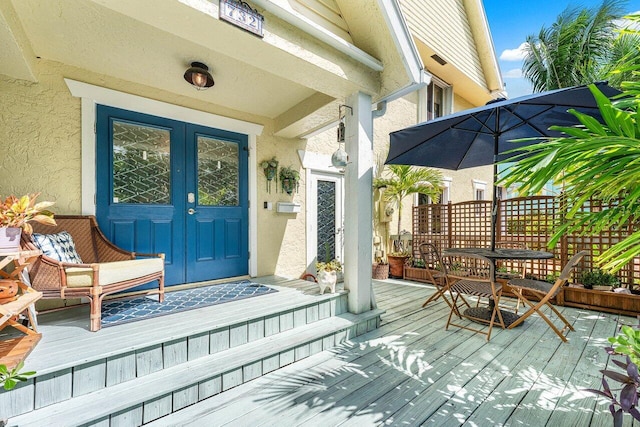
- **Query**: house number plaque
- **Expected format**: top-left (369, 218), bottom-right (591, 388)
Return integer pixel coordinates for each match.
top-left (220, 0), bottom-right (264, 38)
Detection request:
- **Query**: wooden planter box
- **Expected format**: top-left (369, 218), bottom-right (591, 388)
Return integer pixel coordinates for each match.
top-left (558, 285), bottom-right (640, 316)
top-left (403, 266), bottom-right (437, 284)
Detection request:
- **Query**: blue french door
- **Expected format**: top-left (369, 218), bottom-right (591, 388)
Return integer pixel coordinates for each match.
top-left (96, 105), bottom-right (249, 287)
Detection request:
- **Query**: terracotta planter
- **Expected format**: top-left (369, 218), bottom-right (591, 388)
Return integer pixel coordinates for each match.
top-left (0, 227), bottom-right (22, 253)
top-left (0, 279), bottom-right (19, 304)
top-left (387, 255), bottom-right (408, 278)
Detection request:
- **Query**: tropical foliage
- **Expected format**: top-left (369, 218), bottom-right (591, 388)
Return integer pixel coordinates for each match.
top-left (0, 362), bottom-right (35, 391)
top-left (373, 165), bottom-right (442, 253)
top-left (522, 0), bottom-right (640, 92)
top-left (0, 193), bottom-right (56, 234)
top-left (587, 325), bottom-right (640, 426)
top-left (581, 269), bottom-right (621, 289)
top-left (499, 82), bottom-right (640, 273)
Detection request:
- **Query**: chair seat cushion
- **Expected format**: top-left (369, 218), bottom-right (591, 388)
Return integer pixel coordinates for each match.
top-left (65, 258), bottom-right (164, 288)
top-left (32, 231), bottom-right (83, 264)
top-left (508, 278), bottom-right (555, 295)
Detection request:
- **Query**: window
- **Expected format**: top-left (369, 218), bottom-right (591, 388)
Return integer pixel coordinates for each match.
top-left (427, 82), bottom-right (445, 121)
top-left (422, 76), bottom-right (452, 122)
top-left (418, 190), bottom-right (442, 205)
top-left (473, 180), bottom-right (487, 200)
top-left (473, 180), bottom-right (487, 216)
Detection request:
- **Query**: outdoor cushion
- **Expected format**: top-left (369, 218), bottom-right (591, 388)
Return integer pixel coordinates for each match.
top-left (32, 231), bottom-right (83, 264)
top-left (64, 258), bottom-right (164, 288)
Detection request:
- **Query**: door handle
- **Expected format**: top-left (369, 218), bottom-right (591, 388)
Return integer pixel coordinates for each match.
top-left (188, 208), bottom-right (196, 215)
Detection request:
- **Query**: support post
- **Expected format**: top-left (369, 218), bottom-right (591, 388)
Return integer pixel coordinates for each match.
top-left (343, 92), bottom-right (373, 314)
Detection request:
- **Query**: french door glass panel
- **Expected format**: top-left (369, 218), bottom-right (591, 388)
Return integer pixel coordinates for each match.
top-left (112, 120), bottom-right (171, 204)
top-left (197, 136), bottom-right (239, 206)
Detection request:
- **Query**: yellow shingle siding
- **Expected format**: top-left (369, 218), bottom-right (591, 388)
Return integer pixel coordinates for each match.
top-left (400, 0), bottom-right (487, 89)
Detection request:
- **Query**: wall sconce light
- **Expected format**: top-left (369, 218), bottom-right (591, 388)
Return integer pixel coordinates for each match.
top-left (331, 104), bottom-right (352, 169)
top-left (184, 61), bottom-right (215, 90)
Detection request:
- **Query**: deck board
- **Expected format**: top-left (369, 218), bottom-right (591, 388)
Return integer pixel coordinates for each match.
top-left (148, 280), bottom-right (637, 427)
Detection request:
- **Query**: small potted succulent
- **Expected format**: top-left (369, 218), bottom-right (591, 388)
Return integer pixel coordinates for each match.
top-left (316, 259), bottom-right (342, 294)
top-left (0, 193), bottom-right (56, 252)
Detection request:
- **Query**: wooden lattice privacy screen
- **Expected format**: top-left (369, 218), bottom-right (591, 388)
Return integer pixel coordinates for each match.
top-left (412, 196), bottom-right (639, 287)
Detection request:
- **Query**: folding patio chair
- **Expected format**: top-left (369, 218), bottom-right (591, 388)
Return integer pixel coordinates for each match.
top-left (419, 243), bottom-right (452, 308)
top-left (445, 252), bottom-right (505, 341)
top-left (506, 251), bottom-right (588, 342)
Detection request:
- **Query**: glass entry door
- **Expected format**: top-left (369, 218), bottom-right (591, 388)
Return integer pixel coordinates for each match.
top-left (96, 105), bottom-right (248, 287)
top-left (307, 171), bottom-right (344, 272)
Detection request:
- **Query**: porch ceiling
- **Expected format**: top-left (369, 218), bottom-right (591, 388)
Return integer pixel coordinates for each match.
top-left (0, 0), bottom-right (405, 138)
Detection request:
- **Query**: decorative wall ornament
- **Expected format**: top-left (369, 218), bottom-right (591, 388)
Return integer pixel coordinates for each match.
top-left (260, 157), bottom-right (278, 193)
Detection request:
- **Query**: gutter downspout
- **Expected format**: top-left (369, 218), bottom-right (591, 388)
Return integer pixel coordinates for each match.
top-left (374, 0), bottom-right (432, 113)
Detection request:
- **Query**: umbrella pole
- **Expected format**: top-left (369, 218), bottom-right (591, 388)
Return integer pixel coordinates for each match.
top-left (490, 111), bottom-right (500, 251)
top-left (491, 160), bottom-right (498, 251)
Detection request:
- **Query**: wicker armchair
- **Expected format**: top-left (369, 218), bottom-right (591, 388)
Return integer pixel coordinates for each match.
top-left (22, 215), bottom-right (165, 331)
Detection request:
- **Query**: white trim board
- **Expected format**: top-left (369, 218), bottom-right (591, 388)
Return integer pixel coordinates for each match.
top-left (64, 79), bottom-right (264, 136)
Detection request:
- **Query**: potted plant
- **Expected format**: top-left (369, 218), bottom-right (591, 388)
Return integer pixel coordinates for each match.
top-left (372, 257), bottom-right (389, 280)
top-left (373, 164), bottom-right (442, 278)
top-left (279, 166), bottom-right (300, 195)
top-left (316, 259), bottom-right (342, 294)
top-left (403, 256), bottom-right (434, 283)
top-left (581, 269), bottom-right (620, 291)
top-left (0, 193), bottom-right (56, 252)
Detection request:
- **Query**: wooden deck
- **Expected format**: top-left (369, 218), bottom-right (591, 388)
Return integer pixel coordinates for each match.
top-left (148, 278), bottom-right (637, 427)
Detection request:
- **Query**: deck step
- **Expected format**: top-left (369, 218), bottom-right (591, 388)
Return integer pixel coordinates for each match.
top-left (0, 288), bottom-right (349, 419)
top-left (7, 309), bottom-right (383, 427)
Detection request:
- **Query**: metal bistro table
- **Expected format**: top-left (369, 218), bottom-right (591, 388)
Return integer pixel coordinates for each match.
top-left (443, 248), bottom-right (554, 327)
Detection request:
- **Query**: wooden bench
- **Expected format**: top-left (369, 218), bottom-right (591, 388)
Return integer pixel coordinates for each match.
top-left (22, 215), bottom-right (165, 332)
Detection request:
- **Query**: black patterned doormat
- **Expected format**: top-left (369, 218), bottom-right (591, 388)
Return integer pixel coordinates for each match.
top-left (101, 280), bottom-right (277, 328)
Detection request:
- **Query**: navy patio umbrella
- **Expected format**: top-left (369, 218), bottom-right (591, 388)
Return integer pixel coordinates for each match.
top-left (386, 82), bottom-right (620, 249)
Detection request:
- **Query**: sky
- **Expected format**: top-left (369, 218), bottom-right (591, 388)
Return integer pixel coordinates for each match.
top-left (483, 0), bottom-right (640, 98)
